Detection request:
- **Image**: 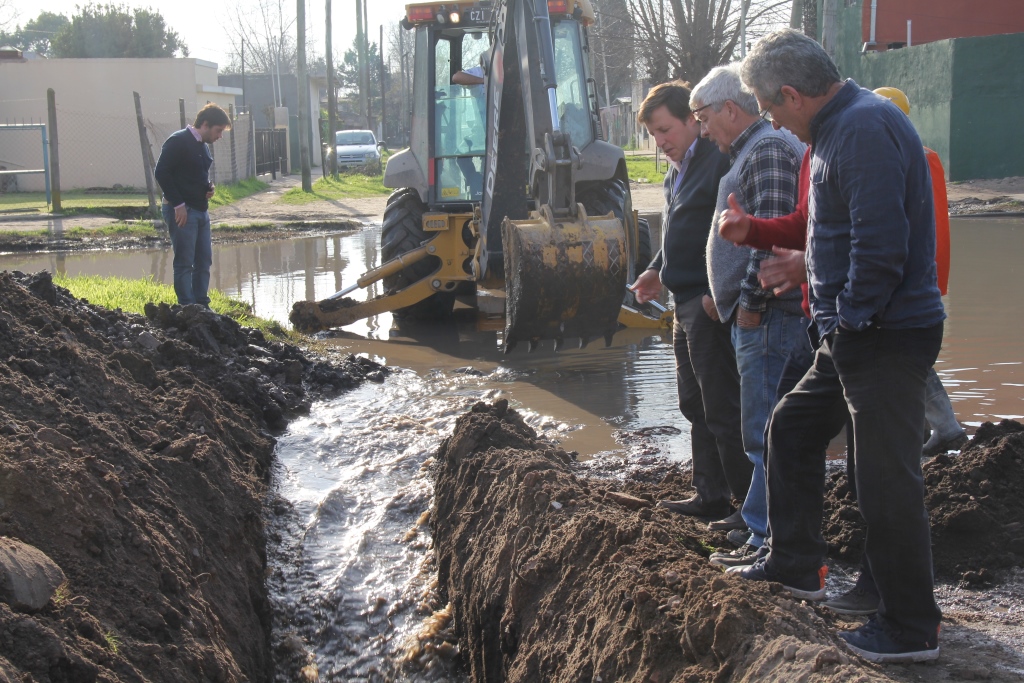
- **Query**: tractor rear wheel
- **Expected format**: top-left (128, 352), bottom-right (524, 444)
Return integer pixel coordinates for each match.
top-left (380, 189), bottom-right (456, 320)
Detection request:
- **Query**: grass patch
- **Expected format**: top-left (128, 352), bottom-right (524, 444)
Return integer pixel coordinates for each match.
top-left (279, 172), bottom-right (392, 204)
top-left (53, 273), bottom-right (292, 340)
top-left (0, 222), bottom-right (160, 240)
top-left (208, 177), bottom-right (269, 208)
top-left (212, 221), bottom-right (277, 233)
top-left (104, 632), bottom-right (121, 654)
top-left (625, 155), bottom-right (666, 185)
top-left (65, 222), bottom-right (160, 238)
top-left (0, 178), bottom-right (270, 215)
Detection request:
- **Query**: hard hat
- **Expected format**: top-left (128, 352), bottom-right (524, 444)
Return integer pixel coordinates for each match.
top-left (873, 87), bottom-right (910, 115)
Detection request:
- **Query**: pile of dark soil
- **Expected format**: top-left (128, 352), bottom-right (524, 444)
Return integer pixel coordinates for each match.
top-left (822, 421), bottom-right (1024, 582)
top-left (0, 271), bottom-right (383, 681)
top-left (431, 400), bottom-right (894, 683)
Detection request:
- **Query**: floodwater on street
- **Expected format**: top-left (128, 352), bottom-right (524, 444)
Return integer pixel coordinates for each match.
top-left (2, 216), bottom-right (1022, 680)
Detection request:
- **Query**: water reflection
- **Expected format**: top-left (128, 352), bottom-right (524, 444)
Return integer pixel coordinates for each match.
top-left (1, 216), bottom-right (1021, 431)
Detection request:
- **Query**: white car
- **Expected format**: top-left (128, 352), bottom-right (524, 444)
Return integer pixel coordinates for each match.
top-left (329, 129), bottom-right (383, 173)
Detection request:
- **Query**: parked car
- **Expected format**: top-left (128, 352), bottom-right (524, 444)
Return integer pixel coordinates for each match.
top-left (327, 129), bottom-right (383, 174)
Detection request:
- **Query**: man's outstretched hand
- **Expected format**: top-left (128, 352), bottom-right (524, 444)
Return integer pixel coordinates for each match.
top-left (718, 193), bottom-right (751, 245)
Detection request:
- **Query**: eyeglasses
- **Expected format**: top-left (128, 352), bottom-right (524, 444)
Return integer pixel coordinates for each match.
top-left (759, 104), bottom-right (774, 122)
top-left (692, 102), bottom-right (714, 125)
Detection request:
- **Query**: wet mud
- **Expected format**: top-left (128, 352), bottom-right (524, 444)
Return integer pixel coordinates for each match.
top-left (431, 401), bottom-right (891, 683)
top-left (0, 271), bottom-right (383, 681)
top-left (823, 420), bottom-right (1024, 582)
top-left (431, 400), bottom-right (1024, 682)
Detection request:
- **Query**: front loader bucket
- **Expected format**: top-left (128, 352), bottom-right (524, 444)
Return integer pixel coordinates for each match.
top-left (502, 205), bottom-right (627, 351)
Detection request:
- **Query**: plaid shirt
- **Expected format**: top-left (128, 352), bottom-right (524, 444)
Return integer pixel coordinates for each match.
top-left (730, 119), bottom-right (803, 312)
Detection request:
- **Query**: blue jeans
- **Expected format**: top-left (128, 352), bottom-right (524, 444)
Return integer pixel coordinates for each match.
top-left (732, 307), bottom-right (811, 546)
top-left (766, 322), bottom-right (944, 643)
top-left (163, 204), bottom-right (212, 307)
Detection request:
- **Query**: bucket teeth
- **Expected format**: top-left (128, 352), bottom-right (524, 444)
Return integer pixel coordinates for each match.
top-left (553, 337), bottom-right (564, 352)
top-left (527, 339), bottom-right (539, 353)
top-left (604, 331), bottom-right (615, 347)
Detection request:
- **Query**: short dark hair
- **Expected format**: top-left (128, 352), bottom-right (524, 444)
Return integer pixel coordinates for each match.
top-left (637, 80), bottom-right (693, 126)
top-left (194, 103), bottom-right (231, 130)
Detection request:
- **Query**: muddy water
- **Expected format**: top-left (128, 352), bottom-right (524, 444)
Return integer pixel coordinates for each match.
top-left (2, 217), bottom-right (1022, 679)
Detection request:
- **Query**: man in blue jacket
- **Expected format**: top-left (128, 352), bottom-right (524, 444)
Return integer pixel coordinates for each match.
top-left (154, 103), bottom-right (230, 307)
top-left (630, 81), bottom-right (750, 521)
top-left (732, 29), bottom-right (945, 664)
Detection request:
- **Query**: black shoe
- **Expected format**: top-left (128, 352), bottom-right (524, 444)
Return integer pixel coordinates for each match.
top-left (823, 585), bottom-right (880, 616)
top-left (922, 431), bottom-right (968, 457)
top-left (710, 543), bottom-right (766, 568)
top-left (657, 494), bottom-right (731, 518)
top-left (839, 617), bottom-right (939, 663)
top-left (726, 528), bottom-right (751, 547)
top-left (707, 509), bottom-right (747, 531)
top-left (728, 557), bottom-right (827, 601)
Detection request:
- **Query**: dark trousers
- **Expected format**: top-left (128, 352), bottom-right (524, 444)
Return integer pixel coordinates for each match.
top-left (766, 323), bottom-right (944, 643)
top-left (673, 294), bottom-right (750, 506)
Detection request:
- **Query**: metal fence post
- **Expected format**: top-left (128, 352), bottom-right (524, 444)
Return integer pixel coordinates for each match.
top-left (133, 91), bottom-right (160, 222)
top-left (229, 104), bottom-right (238, 184)
top-left (46, 88), bottom-right (62, 212)
top-left (179, 99), bottom-right (187, 129)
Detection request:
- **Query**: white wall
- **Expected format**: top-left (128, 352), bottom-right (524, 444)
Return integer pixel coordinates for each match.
top-left (0, 57), bottom-right (242, 192)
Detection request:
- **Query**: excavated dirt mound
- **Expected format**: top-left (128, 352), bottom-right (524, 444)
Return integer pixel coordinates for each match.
top-left (431, 400), bottom-right (898, 683)
top-left (0, 271), bottom-right (384, 681)
top-left (822, 421), bottom-right (1024, 583)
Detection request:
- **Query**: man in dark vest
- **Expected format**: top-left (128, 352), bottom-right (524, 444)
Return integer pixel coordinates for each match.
top-left (154, 103), bottom-right (230, 307)
top-left (630, 81), bottom-right (751, 520)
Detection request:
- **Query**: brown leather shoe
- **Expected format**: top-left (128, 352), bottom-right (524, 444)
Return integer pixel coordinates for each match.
top-left (707, 509), bottom-right (747, 531)
top-left (657, 494), bottom-right (731, 518)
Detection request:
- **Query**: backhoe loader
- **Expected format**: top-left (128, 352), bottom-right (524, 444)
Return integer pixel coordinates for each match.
top-left (290, 0), bottom-right (667, 349)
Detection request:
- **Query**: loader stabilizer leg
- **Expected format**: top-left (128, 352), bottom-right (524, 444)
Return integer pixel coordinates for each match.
top-left (289, 277), bottom-right (444, 333)
top-left (502, 204), bottom-right (627, 352)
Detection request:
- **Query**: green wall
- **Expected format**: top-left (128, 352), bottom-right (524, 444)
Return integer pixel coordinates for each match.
top-left (949, 33), bottom-right (1024, 180)
top-left (821, 0), bottom-right (1024, 180)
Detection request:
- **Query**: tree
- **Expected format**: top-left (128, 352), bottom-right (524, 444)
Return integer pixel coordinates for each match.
top-left (50, 4), bottom-right (187, 58)
top-left (590, 0), bottom-right (636, 108)
top-left (221, 0), bottom-right (297, 107)
top-left (628, 0), bottom-right (790, 85)
top-left (17, 12), bottom-right (71, 55)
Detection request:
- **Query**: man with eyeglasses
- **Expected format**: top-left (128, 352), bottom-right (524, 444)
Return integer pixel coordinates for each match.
top-left (686, 63), bottom-right (806, 568)
top-left (728, 29), bottom-right (945, 664)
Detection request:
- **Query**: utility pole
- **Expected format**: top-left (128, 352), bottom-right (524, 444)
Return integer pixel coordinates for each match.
top-left (326, 0), bottom-right (337, 176)
top-left (596, 5), bottom-right (611, 111)
top-left (363, 0), bottom-right (372, 130)
top-left (297, 0), bottom-right (312, 191)
top-left (399, 27), bottom-right (407, 144)
top-left (790, 0), bottom-right (804, 30)
top-left (379, 24), bottom-right (386, 142)
top-left (356, 0), bottom-right (368, 130)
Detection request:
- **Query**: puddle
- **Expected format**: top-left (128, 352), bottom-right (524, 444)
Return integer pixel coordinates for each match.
top-left (2, 216), bottom-right (1023, 679)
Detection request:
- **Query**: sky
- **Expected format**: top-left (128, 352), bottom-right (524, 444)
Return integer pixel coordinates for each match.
top-left (12, 0), bottom-right (412, 70)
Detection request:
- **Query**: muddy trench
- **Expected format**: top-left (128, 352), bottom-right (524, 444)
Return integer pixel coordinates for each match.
top-left (3, 214), bottom-right (1024, 682)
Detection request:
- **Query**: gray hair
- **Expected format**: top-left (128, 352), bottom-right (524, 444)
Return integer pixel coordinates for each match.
top-left (690, 63), bottom-right (759, 116)
top-left (741, 28), bottom-right (841, 102)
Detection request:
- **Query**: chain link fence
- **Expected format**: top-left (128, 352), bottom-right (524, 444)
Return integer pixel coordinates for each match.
top-left (1, 93), bottom-right (256, 212)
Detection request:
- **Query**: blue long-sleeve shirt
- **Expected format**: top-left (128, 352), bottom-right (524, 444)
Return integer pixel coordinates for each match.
top-left (806, 80), bottom-right (945, 339)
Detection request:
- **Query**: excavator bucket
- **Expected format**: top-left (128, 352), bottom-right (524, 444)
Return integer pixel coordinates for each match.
top-left (502, 205), bottom-right (627, 351)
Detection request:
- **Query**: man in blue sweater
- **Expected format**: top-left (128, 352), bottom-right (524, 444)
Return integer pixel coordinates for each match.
top-left (734, 30), bottom-right (945, 664)
top-left (154, 103), bottom-right (230, 307)
top-left (630, 82), bottom-right (750, 521)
